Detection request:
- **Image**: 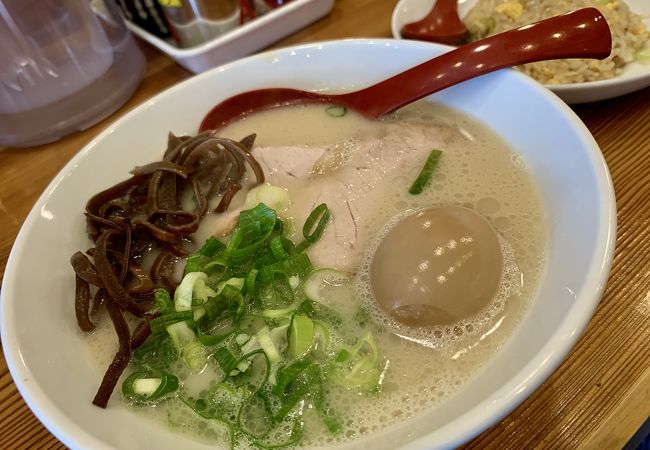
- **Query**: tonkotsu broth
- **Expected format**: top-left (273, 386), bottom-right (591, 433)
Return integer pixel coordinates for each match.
top-left (85, 100), bottom-right (546, 448)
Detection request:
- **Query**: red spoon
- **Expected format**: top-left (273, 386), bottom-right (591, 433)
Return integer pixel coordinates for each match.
top-left (200, 8), bottom-right (611, 132)
top-left (401, 0), bottom-right (469, 45)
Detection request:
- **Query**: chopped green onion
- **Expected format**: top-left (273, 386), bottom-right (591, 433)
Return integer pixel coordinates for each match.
top-left (236, 333), bottom-right (251, 346)
top-left (244, 184), bottom-right (291, 212)
top-left (202, 258), bottom-right (227, 273)
top-left (256, 326), bottom-right (282, 364)
top-left (166, 321), bottom-right (205, 371)
top-left (272, 360), bottom-right (312, 398)
top-left (301, 203), bottom-right (330, 244)
top-left (214, 346), bottom-right (239, 374)
top-left (257, 253), bottom-right (313, 284)
top-left (258, 272), bottom-right (295, 309)
top-left (325, 105), bottom-right (347, 117)
top-left (313, 320), bottom-right (331, 351)
top-left (132, 335), bottom-right (177, 366)
top-left (270, 235), bottom-right (290, 260)
top-left (237, 350), bottom-right (270, 391)
top-left (244, 269), bottom-right (259, 294)
top-left (184, 254), bottom-right (202, 274)
top-left (133, 378), bottom-right (161, 396)
top-left (200, 296), bottom-right (227, 323)
top-left (335, 348), bottom-right (351, 363)
top-left (199, 236), bottom-right (225, 256)
top-left (121, 201), bottom-right (385, 448)
top-left (240, 203), bottom-right (276, 240)
top-left (289, 314), bottom-right (315, 359)
top-left (221, 284), bottom-right (245, 322)
top-left (174, 272), bottom-right (209, 311)
top-left (225, 203), bottom-right (278, 264)
top-left (297, 299), bottom-right (342, 327)
top-left (216, 277), bottom-right (245, 295)
top-left (227, 348), bottom-right (266, 378)
top-left (274, 380), bottom-right (310, 421)
top-left (197, 328), bottom-right (233, 346)
top-left (193, 306), bottom-right (206, 322)
top-left (261, 299), bottom-right (302, 320)
top-left (193, 277), bottom-right (217, 302)
top-left (240, 335), bottom-right (260, 355)
top-left (408, 149), bottom-right (442, 195)
top-left (303, 268), bottom-right (349, 303)
top-left (184, 238), bottom-right (224, 274)
top-left (296, 364), bottom-right (341, 433)
top-left (154, 288), bottom-right (174, 313)
top-left (122, 368), bottom-right (179, 404)
top-left (150, 311), bottom-right (193, 336)
top-left (328, 333), bottom-right (384, 392)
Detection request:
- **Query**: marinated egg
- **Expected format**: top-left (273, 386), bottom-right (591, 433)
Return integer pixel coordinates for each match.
top-left (369, 205), bottom-right (503, 327)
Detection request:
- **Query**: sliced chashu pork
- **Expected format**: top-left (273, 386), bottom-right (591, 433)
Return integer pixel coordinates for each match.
top-left (249, 122), bottom-right (460, 272)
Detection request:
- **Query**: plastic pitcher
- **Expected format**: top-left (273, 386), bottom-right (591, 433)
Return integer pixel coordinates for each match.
top-left (0, 0), bottom-right (145, 147)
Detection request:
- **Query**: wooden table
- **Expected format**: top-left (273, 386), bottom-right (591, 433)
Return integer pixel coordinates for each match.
top-left (1, 1), bottom-right (649, 448)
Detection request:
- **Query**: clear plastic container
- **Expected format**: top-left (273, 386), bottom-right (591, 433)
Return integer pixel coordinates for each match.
top-left (126, 0), bottom-right (334, 74)
top-left (0, 0), bottom-right (145, 147)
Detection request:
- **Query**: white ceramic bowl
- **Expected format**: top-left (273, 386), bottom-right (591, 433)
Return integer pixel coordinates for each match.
top-left (0, 39), bottom-right (616, 450)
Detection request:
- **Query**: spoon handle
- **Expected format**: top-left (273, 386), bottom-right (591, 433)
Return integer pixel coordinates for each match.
top-left (431, 0), bottom-right (462, 26)
top-left (342, 8), bottom-right (611, 117)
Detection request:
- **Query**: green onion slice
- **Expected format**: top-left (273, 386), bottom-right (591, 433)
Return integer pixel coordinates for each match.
top-left (150, 311), bottom-right (193, 336)
top-left (272, 359), bottom-right (312, 398)
top-left (325, 105), bottom-right (347, 117)
top-left (244, 269), bottom-right (259, 294)
top-left (122, 368), bottom-right (179, 404)
top-left (120, 201), bottom-right (386, 447)
top-left (409, 149), bottom-right (442, 195)
top-left (154, 288), bottom-right (174, 313)
top-left (302, 203), bottom-right (330, 244)
top-left (288, 314), bottom-right (315, 359)
top-left (199, 236), bottom-right (225, 256)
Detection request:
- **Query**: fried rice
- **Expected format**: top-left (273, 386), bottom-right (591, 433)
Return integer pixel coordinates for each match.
top-left (464, 0), bottom-right (649, 84)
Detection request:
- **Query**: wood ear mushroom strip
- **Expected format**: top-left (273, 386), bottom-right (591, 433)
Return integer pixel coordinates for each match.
top-left (70, 133), bottom-right (264, 407)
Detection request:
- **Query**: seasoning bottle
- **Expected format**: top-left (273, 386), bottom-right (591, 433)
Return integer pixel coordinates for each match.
top-left (160, 0), bottom-right (239, 48)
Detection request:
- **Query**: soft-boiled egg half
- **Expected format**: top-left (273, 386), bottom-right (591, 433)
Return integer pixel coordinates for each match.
top-left (369, 205), bottom-right (504, 327)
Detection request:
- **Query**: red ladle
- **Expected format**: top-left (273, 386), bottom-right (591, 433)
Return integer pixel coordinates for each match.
top-left (401, 0), bottom-right (469, 45)
top-left (200, 8), bottom-right (611, 132)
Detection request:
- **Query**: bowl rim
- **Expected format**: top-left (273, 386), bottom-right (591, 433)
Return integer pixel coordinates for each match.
top-left (0, 38), bottom-right (617, 450)
top-left (403, 84), bottom-right (617, 448)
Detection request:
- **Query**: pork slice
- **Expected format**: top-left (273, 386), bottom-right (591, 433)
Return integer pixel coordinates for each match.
top-left (253, 145), bottom-right (325, 181)
top-left (247, 122), bottom-right (455, 272)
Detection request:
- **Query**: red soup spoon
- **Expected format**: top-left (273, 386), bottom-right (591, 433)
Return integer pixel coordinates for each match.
top-left (401, 0), bottom-right (469, 45)
top-left (200, 8), bottom-right (611, 132)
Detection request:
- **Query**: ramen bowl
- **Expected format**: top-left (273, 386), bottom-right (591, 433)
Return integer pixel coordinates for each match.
top-left (0, 39), bottom-right (616, 449)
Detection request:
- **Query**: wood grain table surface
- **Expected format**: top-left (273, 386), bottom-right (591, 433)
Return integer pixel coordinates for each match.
top-left (1, 0), bottom-right (649, 448)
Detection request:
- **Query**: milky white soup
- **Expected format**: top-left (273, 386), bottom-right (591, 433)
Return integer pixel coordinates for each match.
top-left (87, 100), bottom-right (546, 448)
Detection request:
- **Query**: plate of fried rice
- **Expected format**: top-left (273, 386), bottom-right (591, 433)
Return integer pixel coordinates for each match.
top-left (392, 0), bottom-right (650, 103)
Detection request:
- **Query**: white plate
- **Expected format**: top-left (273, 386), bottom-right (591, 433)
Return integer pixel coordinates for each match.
top-left (1, 39), bottom-right (615, 449)
top-left (392, 0), bottom-right (650, 103)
